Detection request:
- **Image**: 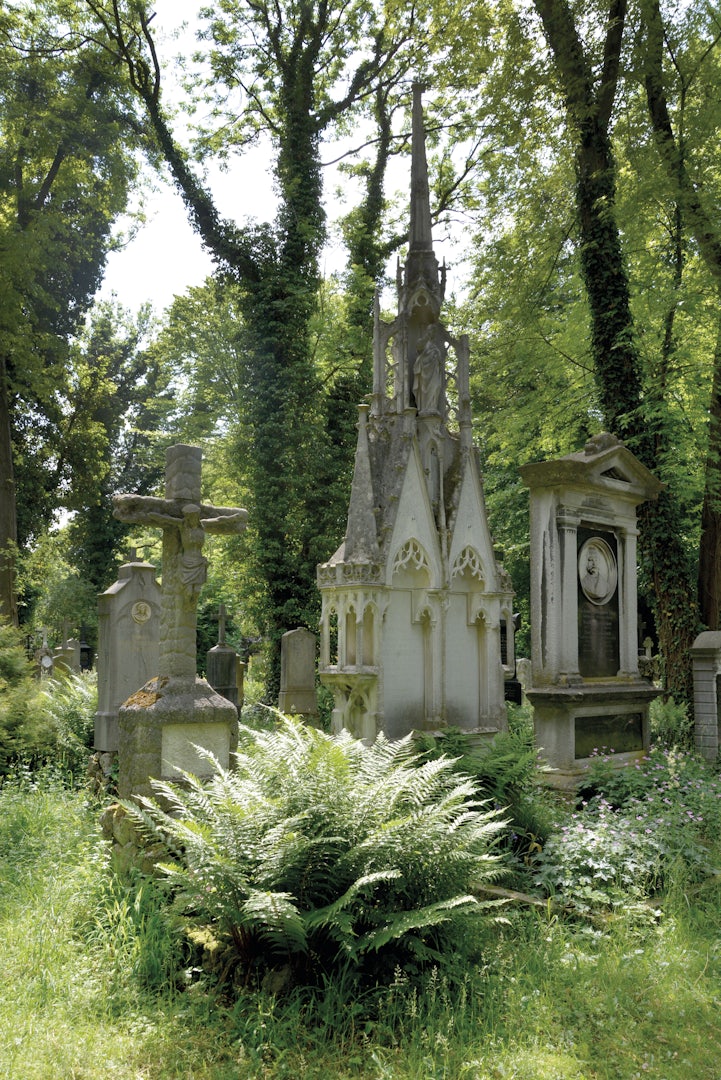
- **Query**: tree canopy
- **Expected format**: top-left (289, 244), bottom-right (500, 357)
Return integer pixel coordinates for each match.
top-left (5, 0), bottom-right (721, 701)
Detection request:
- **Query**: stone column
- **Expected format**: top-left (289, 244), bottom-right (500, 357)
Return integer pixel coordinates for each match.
top-left (618, 527), bottom-right (639, 677)
top-left (558, 511), bottom-right (580, 682)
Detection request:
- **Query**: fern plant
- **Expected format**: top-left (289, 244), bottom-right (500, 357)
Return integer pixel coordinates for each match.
top-left (123, 716), bottom-right (508, 987)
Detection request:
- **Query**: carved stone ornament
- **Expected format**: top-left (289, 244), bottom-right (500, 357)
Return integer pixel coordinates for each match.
top-left (578, 537), bottom-right (618, 606)
top-left (131, 600), bottom-right (152, 624)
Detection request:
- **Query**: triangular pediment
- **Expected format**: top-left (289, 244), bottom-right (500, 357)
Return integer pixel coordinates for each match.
top-left (519, 433), bottom-right (664, 503)
top-left (386, 439), bottom-right (442, 586)
top-left (448, 454), bottom-right (499, 587)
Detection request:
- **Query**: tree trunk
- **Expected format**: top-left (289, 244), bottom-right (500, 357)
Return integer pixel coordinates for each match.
top-left (0, 356), bottom-right (18, 625)
top-left (640, 0), bottom-right (721, 632)
top-left (698, 319), bottom-right (721, 629)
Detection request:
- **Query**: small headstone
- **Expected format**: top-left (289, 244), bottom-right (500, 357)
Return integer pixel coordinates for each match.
top-left (95, 553), bottom-right (162, 753)
top-left (113, 445), bottom-right (247, 798)
top-left (54, 621), bottom-right (80, 674)
top-left (278, 627), bottom-right (318, 718)
top-left (206, 604), bottom-right (240, 710)
top-left (515, 657), bottom-right (532, 692)
top-left (35, 628), bottom-right (54, 678)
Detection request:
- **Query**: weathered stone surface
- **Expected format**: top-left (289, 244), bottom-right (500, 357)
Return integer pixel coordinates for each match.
top-left (520, 436), bottom-right (662, 786)
top-left (278, 627), bottom-right (318, 717)
top-left (690, 632), bottom-right (721, 762)
top-left (113, 446), bottom-right (246, 797)
top-left (95, 556), bottom-right (161, 753)
top-left (317, 87), bottom-right (514, 743)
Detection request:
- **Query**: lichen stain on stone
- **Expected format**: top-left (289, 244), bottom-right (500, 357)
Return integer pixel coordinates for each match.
top-left (125, 688), bottom-right (160, 708)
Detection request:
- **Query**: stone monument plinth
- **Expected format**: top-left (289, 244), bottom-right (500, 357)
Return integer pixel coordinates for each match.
top-left (113, 445), bottom-right (247, 798)
top-left (520, 433), bottom-right (662, 788)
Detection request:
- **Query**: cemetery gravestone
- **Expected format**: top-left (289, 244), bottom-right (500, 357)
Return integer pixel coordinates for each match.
top-left (54, 622), bottom-right (80, 674)
top-left (278, 627), bottom-right (319, 719)
top-left (317, 86), bottom-right (515, 742)
top-left (35, 628), bottom-right (54, 678)
top-left (520, 433), bottom-right (662, 787)
top-left (206, 604), bottom-right (240, 710)
top-left (113, 445), bottom-right (247, 798)
top-left (95, 552), bottom-right (162, 754)
top-left (690, 632), bottom-right (721, 762)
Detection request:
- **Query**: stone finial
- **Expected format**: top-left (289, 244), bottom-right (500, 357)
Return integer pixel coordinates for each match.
top-left (584, 432), bottom-right (621, 456)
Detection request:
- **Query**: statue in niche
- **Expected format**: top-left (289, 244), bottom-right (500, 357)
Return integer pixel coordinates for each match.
top-left (413, 324), bottom-right (444, 414)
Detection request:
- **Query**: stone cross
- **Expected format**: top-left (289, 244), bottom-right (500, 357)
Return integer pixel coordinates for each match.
top-left (217, 603), bottom-right (227, 646)
top-left (112, 445), bottom-right (247, 682)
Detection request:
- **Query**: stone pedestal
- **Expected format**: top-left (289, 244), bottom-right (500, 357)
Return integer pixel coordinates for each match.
top-left (118, 675), bottom-right (239, 799)
top-left (520, 434), bottom-right (663, 788)
top-left (690, 631), bottom-right (721, 762)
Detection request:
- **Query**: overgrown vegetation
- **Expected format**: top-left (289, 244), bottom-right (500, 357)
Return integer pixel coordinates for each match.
top-left (2, 723), bottom-right (720, 1078)
top-left (123, 717), bottom-right (508, 990)
top-left (0, 619), bottom-right (96, 779)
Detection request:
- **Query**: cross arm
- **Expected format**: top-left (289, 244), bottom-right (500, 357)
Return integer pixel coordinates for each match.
top-left (112, 493), bottom-right (184, 528)
top-left (200, 505), bottom-right (248, 535)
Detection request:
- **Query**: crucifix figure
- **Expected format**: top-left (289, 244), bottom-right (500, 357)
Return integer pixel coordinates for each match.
top-left (113, 445), bottom-right (247, 682)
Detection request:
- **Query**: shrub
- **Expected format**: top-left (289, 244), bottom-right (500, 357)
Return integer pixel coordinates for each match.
top-left (123, 717), bottom-right (508, 989)
top-left (535, 747), bottom-right (721, 912)
top-left (414, 705), bottom-right (555, 874)
top-left (39, 672), bottom-right (97, 782)
top-left (648, 695), bottom-right (693, 750)
top-left (0, 619), bottom-right (96, 781)
top-left (0, 620), bottom-right (48, 776)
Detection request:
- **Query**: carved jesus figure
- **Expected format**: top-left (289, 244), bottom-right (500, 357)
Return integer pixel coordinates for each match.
top-left (113, 445), bottom-right (247, 680)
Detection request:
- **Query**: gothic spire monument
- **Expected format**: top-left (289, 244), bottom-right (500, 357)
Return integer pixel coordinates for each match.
top-left (317, 86), bottom-right (515, 742)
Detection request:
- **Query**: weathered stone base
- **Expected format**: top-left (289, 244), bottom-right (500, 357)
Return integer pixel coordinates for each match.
top-left (100, 801), bottom-right (167, 876)
top-left (118, 675), bottom-right (238, 799)
top-left (528, 680), bottom-right (659, 790)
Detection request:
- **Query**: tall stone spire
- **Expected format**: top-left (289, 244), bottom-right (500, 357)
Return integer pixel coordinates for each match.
top-left (404, 83), bottom-right (441, 314)
top-left (409, 82), bottom-right (434, 256)
top-left (401, 84), bottom-right (444, 414)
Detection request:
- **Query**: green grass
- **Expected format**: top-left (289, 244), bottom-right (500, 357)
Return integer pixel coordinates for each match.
top-left (1, 769), bottom-right (720, 1079)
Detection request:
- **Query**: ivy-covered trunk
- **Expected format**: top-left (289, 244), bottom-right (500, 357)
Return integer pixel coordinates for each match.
top-left (0, 357), bottom-right (18, 625)
top-left (698, 320), bottom-right (721, 630)
top-left (534, 0), bottom-right (698, 703)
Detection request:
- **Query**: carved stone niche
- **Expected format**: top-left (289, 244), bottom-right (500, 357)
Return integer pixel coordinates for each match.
top-left (519, 434), bottom-right (663, 788)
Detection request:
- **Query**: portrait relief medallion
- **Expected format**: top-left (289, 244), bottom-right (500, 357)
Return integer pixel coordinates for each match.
top-left (578, 537), bottom-right (618, 606)
top-left (131, 600), bottom-right (152, 624)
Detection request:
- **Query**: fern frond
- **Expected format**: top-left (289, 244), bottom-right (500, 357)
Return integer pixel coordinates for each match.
top-left (240, 889), bottom-right (307, 956)
top-left (359, 894), bottom-right (480, 953)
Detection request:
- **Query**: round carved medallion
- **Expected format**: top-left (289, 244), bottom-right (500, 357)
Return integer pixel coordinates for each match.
top-left (578, 537), bottom-right (617, 606)
top-left (131, 600), bottom-right (152, 624)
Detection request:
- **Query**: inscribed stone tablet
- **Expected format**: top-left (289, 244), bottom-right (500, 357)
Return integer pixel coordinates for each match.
top-left (161, 723), bottom-right (230, 777)
top-left (577, 529), bottom-right (619, 678)
top-left (574, 713), bottom-right (643, 759)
